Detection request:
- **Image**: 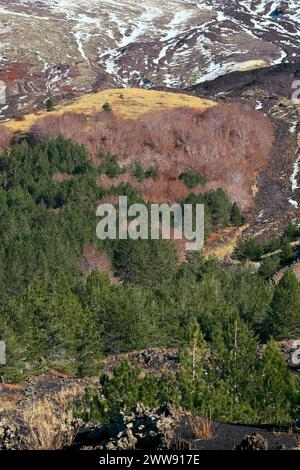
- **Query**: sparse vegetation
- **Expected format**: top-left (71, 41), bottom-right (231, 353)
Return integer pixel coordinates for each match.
top-left (1, 88), bottom-right (215, 135)
top-left (20, 390), bottom-right (79, 450)
top-left (0, 126), bottom-right (12, 150)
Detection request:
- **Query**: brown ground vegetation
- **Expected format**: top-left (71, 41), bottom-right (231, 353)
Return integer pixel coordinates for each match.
top-left (0, 61), bottom-right (35, 85)
top-left (0, 125), bottom-right (13, 150)
top-left (97, 173), bottom-right (140, 190)
top-left (20, 395), bottom-right (75, 450)
top-left (185, 415), bottom-right (214, 441)
top-left (52, 172), bottom-right (73, 183)
top-left (31, 104), bottom-right (274, 209)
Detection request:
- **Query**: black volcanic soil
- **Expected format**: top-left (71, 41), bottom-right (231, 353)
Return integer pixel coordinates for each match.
top-left (187, 60), bottom-right (300, 99)
top-left (1, 349), bottom-right (300, 450)
top-left (177, 418), bottom-right (299, 450)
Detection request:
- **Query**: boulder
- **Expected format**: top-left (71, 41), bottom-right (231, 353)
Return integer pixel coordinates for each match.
top-left (236, 433), bottom-right (268, 451)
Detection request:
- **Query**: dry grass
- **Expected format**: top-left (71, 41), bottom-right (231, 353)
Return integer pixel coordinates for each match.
top-left (0, 383), bottom-right (23, 411)
top-left (0, 125), bottom-right (13, 150)
top-left (0, 397), bottom-right (18, 411)
top-left (186, 415), bottom-right (214, 441)
top-left (172, 434), bottom-right (192, 450)
top-left (2, 88), bottom-right (215, 134)
top-left (203, 225), bottom-right (249, 260)
top-left (21, 401), bottom-right (73, 450)
top-left (252, 177), bottom-right (259, 197)
top-left (19, 388), bottom-right (81, 450)
top-left (235, 59), bottom-right (268, 72)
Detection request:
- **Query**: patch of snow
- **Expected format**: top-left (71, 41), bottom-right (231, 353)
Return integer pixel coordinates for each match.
top-left (1, 0), bottom-right (300, 88)
top-left (291, 156), bottom-right (300, 191)
top-left (290, 120), bottom-right (298, 134)
top-left (289, 198), bottom-right (299, 208)
top-left (74, 31), bottom-right (90, 63)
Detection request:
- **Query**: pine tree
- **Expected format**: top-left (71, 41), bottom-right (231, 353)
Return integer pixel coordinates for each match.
top-left (99, 360), bottom-right (160, 419)
top-left (233, 237), bottom-right (264, 262)
top-left (253, 339), bottom-right (298, 425)
top-left (112, 239), bottom-right (177, 288)
top-left (132, 161), bottom-right (145, 181)
top-left (74, 362), bottom-right (179, 423)
top-left (178, 319), bottom-right (208, 413)
top-left (268, 269), bottom-right (300, 339)
top-left (283, 223), bottom-right (300, 242)
top-left (230, 202), bottom-right (243, 226)
top-left (102, 102), bottom-right (112, 112)
top-left (205, 188), bottom-right (232, 228)
top-left (3, 273), bottom-right (102, 377)
top-left (46, 97), bottom-right (54, 112)
top-left (280, 241), bottom-right (295, 264)
top-left (210, 317), bottom-right (257, 422)
top-left (258, 255), bottom-right (280, 280)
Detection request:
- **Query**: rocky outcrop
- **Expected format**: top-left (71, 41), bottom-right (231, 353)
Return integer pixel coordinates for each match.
top-left (72, 404), bottom-right (180, 450)
top-left (276, 340), bottom-right (300, 369)
top-left (0, 417), bottom-right (20, 450)
top-left (236, 433), bottom-right (268, 451)
top-left (103, 348), bottom-right (178, 374)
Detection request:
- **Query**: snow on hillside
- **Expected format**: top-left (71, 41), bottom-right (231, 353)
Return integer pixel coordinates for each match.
top-left (0, 0), bottom-right (298, 108)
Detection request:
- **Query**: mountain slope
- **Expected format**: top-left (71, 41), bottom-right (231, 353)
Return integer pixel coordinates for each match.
top-left (0, 0), bottom-right (299, 118)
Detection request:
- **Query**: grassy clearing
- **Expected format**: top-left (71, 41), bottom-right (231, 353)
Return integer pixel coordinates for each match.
top-left (2, 88), bottom-right (216, 134)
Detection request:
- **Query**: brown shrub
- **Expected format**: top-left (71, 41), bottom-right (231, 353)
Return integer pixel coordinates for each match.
top-left (186, 415), bottom-right (214, 440)
top-left (31, 111), bottom-right (89, 143)
top-left (0, 125), bottom-right (13, 150)
top-left (140, 177), bottom-right (190, 204)
top-left (97, 173), bottom-right (140, 190)
top-left (52, 172), bottom-right (73, 182)
top-left (31, 104), bottom-right (274, 208)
